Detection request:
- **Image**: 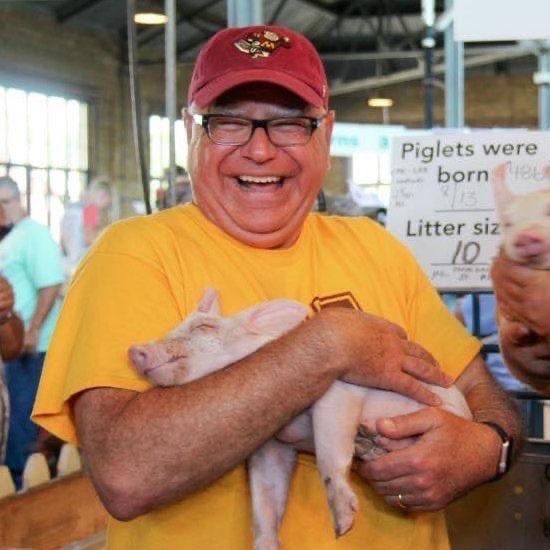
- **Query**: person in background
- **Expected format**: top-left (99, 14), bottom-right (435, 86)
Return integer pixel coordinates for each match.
top-left (491, 251), bottom-right (550, 395)
top-left (0, 204), bottom-right (24, 466)
top-left (0, 194), bottom-right (24, 464)
top-left (0, 176), bottom-right (64, 487)
top-left (33, 26), bottom-right (521, 549)
top-left (0, 275), bottom-right (24, 465)
top-left (60, 178), bottom-right (113, 276)
top-left (155, 166), bottom-right (193, 210)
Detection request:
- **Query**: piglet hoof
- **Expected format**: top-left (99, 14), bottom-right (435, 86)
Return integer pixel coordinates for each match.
top-left (325, 478), bottom-right (359, 538)
top-left (355, 441), bottom-right (388, 462)
top-left (355, 434), bottom-right (375, 457)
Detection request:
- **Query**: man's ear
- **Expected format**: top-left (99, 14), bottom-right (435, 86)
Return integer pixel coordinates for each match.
top-left (183, 108), bottom-right (193, 144)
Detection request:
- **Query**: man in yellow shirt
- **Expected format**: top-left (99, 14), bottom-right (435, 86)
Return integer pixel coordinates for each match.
top-left (33, 25), bottom-right (522, 549)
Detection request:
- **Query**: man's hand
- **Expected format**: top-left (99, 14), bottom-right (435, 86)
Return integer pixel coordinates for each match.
top-left (498, 318), bottom-right (550, 393)
top-left (23, 326), bottom-right (39, 354)
top-left (491, 250), bottom-right (550, 338)
top-left (316, 308), bottom-right (452, 407)
top-left (491, 251), bottom-right (550, 393)
top-left (354, 408), bottom-right (501, 512)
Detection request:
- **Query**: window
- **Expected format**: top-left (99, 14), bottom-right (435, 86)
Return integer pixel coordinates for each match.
top-left (351, 150), bottom-right (392, 205)
top-left (0, 85), bottom-right (89, 241)
top-left (149, 115), bottom-right (187, 208)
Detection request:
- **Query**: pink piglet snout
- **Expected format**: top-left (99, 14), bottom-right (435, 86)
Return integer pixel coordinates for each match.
top-left (512, 230), bottom-right (548, 260)
top-left (128, 345), bottom-right (155, 374)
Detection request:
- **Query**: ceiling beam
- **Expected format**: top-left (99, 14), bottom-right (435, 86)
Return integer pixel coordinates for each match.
top-left (321, 45), bottom-right (521, 62)
top-left (55, 0), bottom-right (105, 22)
top-left (313, 33), bottom-right (426, 52)
top-left (268, 0), bottom-right (290, 24)
top-left (301, 0), bottom-right (444, 18)
top-left (330, 45), bottom-right (536, 96)
top-left (137, 0), bottom-right (223, 46)
top-left (323, 49), bottom-right (425, 60)
top-left (296, 0), bottom-right (339, 15)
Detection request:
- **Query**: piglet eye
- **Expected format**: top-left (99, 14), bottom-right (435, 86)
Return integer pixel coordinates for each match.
top-left (500, 216), bottom-right (512, 228)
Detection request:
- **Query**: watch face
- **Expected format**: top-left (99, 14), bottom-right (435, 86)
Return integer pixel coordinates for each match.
top-left (498, 440), bottom-right (511, 474)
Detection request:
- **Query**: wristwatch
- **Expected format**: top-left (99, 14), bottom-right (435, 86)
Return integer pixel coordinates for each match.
top-left (480, 421), bottom-right (513, 481)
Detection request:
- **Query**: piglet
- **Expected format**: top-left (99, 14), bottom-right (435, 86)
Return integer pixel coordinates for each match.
top-left (491, 162), bottom-right (550, 269)
top-left (129, 290), bottom-right (471, 549)
top-left (129, 290), bottom-right (308, 550)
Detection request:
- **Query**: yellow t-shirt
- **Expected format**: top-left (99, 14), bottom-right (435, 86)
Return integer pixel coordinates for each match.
top-left (33, 204), bottom-right (481, 550)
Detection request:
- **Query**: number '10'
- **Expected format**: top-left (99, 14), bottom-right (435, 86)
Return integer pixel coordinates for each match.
top-left (452, 241), bottom-right (481, 265)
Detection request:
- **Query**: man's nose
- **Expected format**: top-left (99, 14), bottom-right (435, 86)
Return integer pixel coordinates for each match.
top-left (239, 126), bottom-right (278, 163)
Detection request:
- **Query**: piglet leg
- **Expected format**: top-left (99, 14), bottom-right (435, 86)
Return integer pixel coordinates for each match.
top-left (312, 381), bottom-right (364, 538)
top-left (248, 439), bottom-right (298, 550)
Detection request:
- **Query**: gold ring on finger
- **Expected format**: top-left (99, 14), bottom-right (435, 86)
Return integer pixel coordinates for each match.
top-left (397, 493), bottom-right (408, 510)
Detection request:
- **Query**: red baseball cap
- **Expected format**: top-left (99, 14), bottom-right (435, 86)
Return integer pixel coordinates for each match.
top-left (188, 26), bottom-right (329, 109)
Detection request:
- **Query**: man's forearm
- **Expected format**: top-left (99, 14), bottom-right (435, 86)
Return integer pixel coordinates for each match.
top-left (457, 357), bottom-right (524, 461)
top-left (30, 285), bottom-right (62, 331)
top-left (75, 315), bottom-right (343, 520)
top-left (75, 307), bottom-right (452, 520)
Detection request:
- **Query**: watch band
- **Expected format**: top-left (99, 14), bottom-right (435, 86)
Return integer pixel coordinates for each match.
top-left (480, 421), bottom-right (513, 481)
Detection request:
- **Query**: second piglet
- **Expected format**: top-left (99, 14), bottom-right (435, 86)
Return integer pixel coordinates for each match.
top-left (491, 162), bottom-right (550, 269)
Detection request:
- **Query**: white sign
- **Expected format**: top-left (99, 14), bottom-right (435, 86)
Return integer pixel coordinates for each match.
top-left (454, 0), bottom-right (550, 41)
top-left (387, 130), bottom-right (550, 291)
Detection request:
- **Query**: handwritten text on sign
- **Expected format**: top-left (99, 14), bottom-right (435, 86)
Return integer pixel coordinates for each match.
top-left (386, 131), bottom-right (550, 291)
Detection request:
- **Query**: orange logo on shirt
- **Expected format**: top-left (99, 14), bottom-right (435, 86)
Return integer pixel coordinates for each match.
top-left (310, 292), bottom-right (362, 312)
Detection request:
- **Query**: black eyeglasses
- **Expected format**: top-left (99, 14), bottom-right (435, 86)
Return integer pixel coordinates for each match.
top-left (192, 113), bottom-right (326, 147)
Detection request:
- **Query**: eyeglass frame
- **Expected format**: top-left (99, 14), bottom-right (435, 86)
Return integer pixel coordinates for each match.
top-left (191, 113), bottom-right (327, 147)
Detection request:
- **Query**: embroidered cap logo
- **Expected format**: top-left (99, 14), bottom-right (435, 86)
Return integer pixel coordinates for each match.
top-left (234, 30), bottom-right (291, 59)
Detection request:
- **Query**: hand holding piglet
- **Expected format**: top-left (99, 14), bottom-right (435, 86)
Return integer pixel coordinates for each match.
top-left (355, 384), bottom-right (496, 512)
top-left (490, 161), bottom-right (550, 338)
top-left (313, 307), bottom-right (453, 406)
top-left (491, 252), bottom-right (550, 339)
top-left (489, 163), bottom-right (550, 393)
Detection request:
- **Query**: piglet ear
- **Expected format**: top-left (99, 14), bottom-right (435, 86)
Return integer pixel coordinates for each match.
top-left (491, 162), bottom-right (508, 185)
top-left (197, 288), bottom-right (220, 315)
top-left (240, 300), bottom-right (309, 338)
top-left (491, 162), bottom-right (515, 220)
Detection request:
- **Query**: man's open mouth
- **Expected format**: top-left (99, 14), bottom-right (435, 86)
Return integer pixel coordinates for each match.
top-left (237, 175), bottom-right (284, 188)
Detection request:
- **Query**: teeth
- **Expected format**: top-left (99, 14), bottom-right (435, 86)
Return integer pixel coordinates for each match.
top-left (239, 175), bottom-right (282, 184)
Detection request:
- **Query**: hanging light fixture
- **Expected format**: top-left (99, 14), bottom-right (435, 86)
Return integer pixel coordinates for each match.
top-left (367, 96), bottom-right (394, 124)
top-left (134, 0), bottom-right (168, 25)
top-left (367, 97), bottom-right (394, 108)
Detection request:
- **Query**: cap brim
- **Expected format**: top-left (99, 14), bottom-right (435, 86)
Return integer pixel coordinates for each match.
top-left (191, 69), bottom-right (325, 109)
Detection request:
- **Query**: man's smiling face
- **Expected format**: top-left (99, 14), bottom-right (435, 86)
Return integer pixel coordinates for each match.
top-left (186, 83), bottom-right (334, 249)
